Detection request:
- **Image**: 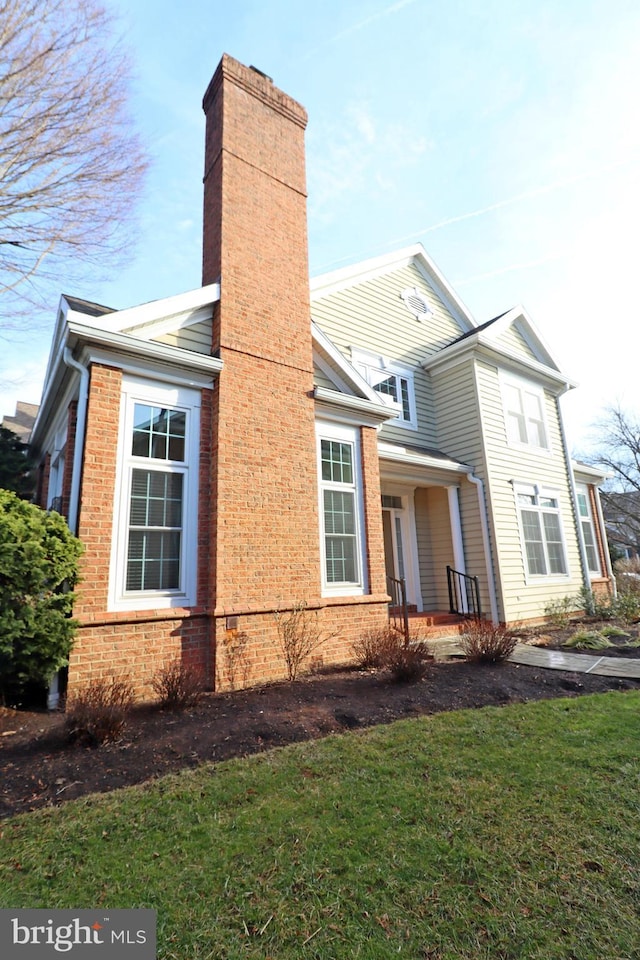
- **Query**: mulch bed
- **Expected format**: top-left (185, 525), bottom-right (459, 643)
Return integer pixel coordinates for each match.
top-left (2, 632), bottom-right (639, 820)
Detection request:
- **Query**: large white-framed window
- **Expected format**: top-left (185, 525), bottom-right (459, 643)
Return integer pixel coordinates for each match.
top-left (515, 484), bottom-right (568, 578)
top-left (109, 376), bottom-right (200, 612)
top-left (575, 483), bottom-right (601, 576)
top-left (501, 374), bottom-right (549, 450)
top-left (316, 420), bottom-right (367, 596)
top-left (351, 347), bottom-right (417, 429)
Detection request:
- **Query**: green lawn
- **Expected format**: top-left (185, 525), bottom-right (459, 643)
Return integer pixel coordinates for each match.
top-left (1, 691), bottom-right (639, 959)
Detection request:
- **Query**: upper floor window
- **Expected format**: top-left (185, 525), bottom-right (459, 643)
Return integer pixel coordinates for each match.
top-left (575, 483), bottom-right (601, 576)
top-left (501, 375), bottom-right (549, 450)
top-left (109, 377), bottom-right (200, 612)
top-left (515, 484), bottom-right (567, 578)
top-left (351, 347), bottom-right (417, 429)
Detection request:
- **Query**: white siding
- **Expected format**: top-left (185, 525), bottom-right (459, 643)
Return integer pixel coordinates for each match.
top-left (494, 323), bottom-right (538, 362)
top-left (475, 360), bottom-right (582, 622)
top-left (430, 360), bottom-right (493, 617)
top-left (154, 320), bottom-right (212, 354)
top-left (311, 262), bottom-right (467, 448)
top-left (313, 363), bottom-right (338, 391)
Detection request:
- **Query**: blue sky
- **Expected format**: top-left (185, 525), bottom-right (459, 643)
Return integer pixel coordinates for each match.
top-left (2, 0), bottom-right (639, 452)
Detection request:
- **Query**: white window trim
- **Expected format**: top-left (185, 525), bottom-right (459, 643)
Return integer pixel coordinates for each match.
top-left (500, 372), bottom-right (551, 452)
top-left (47, 420), bottom-right (68, 510)
top-left (514, 482), bottom-right (569, 582)
top-left (316, 420), bottom-right (368, 597)
top-left (350, 346), bottom-right (417, 430)
top-left (108, 376), bottom-right (200, 612)
top-left (575, 482), bottom-right (602, 577)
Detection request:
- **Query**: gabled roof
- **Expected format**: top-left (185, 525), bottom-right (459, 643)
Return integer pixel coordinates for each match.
top-left (312, 322), bottom-right (399, 426)
top-left (423, 303), bottom-right (576, 394)
top-left (32, 284), bottom-right (223, 449)
top-left (310, 243), bottom-right (476, 335)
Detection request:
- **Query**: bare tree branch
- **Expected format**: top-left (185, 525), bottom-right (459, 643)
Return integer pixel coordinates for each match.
top-left (0, 0), bottom-right (148, 309)
top-left (591, 406), bottom-right (640, 556)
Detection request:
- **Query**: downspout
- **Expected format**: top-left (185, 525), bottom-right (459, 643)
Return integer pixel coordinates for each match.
top-left (466, 472), bottom-right (499, 624)
top-left (62, 347), bottom-right (89, 535)
top-left (47, 349), bottom-right (89, 710)
top-left (558, 406), bottom-right (591, 596)
top-left (593, 486), bottom-right (616, 596)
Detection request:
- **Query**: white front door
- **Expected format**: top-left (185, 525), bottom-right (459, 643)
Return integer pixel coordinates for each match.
top-left (381, 491), bottom-right (422, 610)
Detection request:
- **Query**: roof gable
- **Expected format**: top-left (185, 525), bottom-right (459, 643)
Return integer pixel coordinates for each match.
top-left (310, 243), bottom-right (475, 335)
top-left (424, 304), bottom-right (575, 393)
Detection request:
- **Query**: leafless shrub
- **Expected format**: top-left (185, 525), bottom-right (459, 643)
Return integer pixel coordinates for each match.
top-left (459, 619), bottom-right (518, 663)
top-left (352, 626), bottom-right (432, 681)
top-left (217, 630), bottom-right (252, 691)
top-left (351, 627), bottom-right (400, 669)
top-left (385, 633), bottom-right (433, 682)
top-left (65, 675), bottom-right (135, 745)
top-left (274, 602), bottom-right (335, 682)
top-left (151, 658), bottom-right (205, 710)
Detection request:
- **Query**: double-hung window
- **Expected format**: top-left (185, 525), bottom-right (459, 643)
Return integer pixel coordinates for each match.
top-left (316, 421), bottom-right (366, 595)
top-left (351, 348), bottom-right (417, 429)
top-left (110, 377), bottom-right (200, 611)
top-left (516, 485), bottom-right (567, 577)
top-left (575, 483), bottom-right (601, 575)
top-left (502, 376), bottom-right (548, 449)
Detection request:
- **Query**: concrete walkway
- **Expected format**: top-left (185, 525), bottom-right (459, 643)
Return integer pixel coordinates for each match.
top-left (428, 638), bottom-right (640, 679)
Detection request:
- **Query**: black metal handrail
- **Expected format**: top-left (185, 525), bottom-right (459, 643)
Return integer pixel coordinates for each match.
top-left (447, 566), bottom-right (482, 619)
top-left (387, 574), bottom-right (409, 643)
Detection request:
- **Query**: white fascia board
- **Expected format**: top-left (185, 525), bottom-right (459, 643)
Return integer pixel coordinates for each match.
top-left (310, 244), bottom-right (476, 333)
top-left (572, 461), bottom-right (612, 483)
top-left (71, 283), bottom-right (221, 335)
top-left (312, 322), bottom-right (380, 402)
top-left (422, 334), bottom-right (577, 394)
top-left (67, 321), bottom-right (223, 377)
top-left (314, 386), bottom-right (397, 427)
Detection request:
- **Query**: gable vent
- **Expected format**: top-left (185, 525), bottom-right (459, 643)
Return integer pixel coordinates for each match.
top-left (400, 286), bottom-right (433, 321)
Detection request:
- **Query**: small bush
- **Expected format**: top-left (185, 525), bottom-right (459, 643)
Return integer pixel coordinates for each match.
top-left (612, 591), bottom-right (640, 624)
top-left (543, 596), bottom-right (575, 629)
top-left (385, 634), bottom-right (433, 682)
top-left (65, 676), bottom-right (135, 746)
top-left (351, 627), bottom-right (400, 669)
top-left (563, 630), bottom-right (613, 651)
top-left (459, 619), bottom-right (518, 663)
top-left (275, 602), bottom-right (335, 681)
top-left (578, 586), bottom-right (616, 620)
top-left (152, 658), bottom-right (205, 710)
top-left (352, 626), bottom-right (432, 681)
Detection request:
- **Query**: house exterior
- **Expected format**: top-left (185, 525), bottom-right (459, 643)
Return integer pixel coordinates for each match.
top-left (29, 54), bottom-right (613, 701)
top-left (2, 401), bottom-right (39, 442)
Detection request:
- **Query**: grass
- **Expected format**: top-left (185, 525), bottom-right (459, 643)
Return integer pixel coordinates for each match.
top-left (1, 692), bottom-right (639, 959)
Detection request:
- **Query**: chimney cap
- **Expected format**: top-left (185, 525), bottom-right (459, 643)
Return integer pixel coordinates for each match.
top-left (249, 65), bottom-right (273, 83)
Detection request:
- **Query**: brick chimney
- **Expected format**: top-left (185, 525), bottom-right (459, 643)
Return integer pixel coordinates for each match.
top-left (201, 55), bottom-right (320, 619)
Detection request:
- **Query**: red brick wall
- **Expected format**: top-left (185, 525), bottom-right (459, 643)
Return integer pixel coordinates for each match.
top-left (64, 56), bottom-right (390, 700)
top-left (74, 364), bottom-right (121, 615)
top-left (203, 56), bottom-right (320, 614)
top-left (361, 426), bottom-right (387, 597)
